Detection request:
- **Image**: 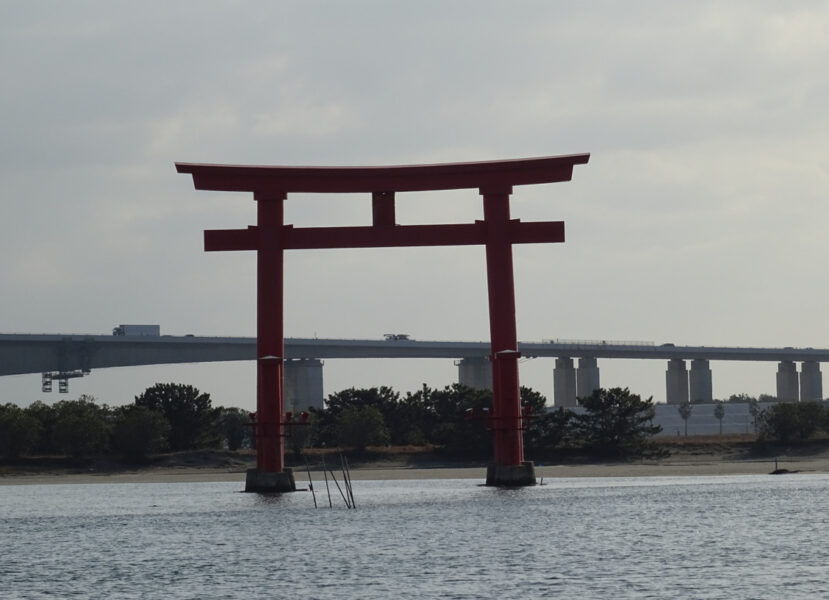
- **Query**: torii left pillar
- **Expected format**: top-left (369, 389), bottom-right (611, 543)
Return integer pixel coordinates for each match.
top-left (206, 190), bottom-right (296, 492)
top-left (251, 192), bottom-right (295, 492)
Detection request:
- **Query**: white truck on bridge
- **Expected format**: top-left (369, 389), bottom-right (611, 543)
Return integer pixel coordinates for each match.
top-left (112, 324), bottom-right (160, 336)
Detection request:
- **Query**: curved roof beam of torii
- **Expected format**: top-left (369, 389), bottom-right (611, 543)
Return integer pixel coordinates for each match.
top-left (175, 153), bottom-right (590, 195)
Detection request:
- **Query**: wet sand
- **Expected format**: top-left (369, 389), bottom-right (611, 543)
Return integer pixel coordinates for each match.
top-left (2, 455), bottom-right (828, 486)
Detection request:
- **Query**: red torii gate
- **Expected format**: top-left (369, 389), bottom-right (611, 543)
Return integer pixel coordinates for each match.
top-left (177, 154), bottom-right (589, 491)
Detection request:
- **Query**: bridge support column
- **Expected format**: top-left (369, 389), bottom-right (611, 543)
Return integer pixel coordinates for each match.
top-left (799, 361), bottom-right (822, 402)
top-left (285, 359), bottom-right (324, 411)
top-left (776, 361), bottom-right (799, 402)
top-left (554, 357), bottom-right (577, 407)
top-left (457, 357), bottom-right (493, 390)
top-left (576, 357), bottom-right (600, 401)
top-left (689, 359), bottom-right (713, 403)
top-left (666, 359), bottom-right (689, 405)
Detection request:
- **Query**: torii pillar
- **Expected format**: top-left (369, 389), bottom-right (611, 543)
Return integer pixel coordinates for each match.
top-left (177, 154), bottom-right (589, 491)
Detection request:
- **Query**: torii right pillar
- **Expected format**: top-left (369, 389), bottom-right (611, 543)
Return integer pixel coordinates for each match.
top-left (482, 186), bottom-right (535, 486)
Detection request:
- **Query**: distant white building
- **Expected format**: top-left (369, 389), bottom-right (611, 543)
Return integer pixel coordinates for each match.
top-left (556, 401), bottom-right (792, 436)
top-left (651, 402), bottom-right (776, 436)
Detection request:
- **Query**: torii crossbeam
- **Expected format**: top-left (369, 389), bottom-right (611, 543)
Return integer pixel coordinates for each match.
top-left (177, 154), bottom-right (589, 491)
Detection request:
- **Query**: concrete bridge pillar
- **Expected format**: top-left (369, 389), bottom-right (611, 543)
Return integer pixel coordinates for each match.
top-left (457, 357), bottom-right (493, 390)
top-left (554, 357), bottom-right (577, 407)
top-left (689, 359), bottom-right (713, 403)
top-left (799, 361), bottom-right (823, 401)
top-left (665, 359), bottom-right (689, 405)
top-left (284, 359), bottom-right (324, 412)
top-left (776, 361), bottom-right (799, 402)
top-left (576, 357), bottom-right (600, 401)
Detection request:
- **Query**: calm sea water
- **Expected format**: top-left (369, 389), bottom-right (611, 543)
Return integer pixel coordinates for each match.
top-left (2, 474), bottom-right (828, 599)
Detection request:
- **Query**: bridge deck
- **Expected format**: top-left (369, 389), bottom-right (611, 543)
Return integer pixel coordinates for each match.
top-left (2, 334), bottom-right (828, 377)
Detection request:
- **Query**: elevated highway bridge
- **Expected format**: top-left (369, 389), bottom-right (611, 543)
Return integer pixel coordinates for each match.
top-left (1, 333), bottom-right (825, 407)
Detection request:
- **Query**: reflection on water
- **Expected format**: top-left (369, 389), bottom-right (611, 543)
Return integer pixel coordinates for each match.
top-left (2, 475), bottom-right (829, 599)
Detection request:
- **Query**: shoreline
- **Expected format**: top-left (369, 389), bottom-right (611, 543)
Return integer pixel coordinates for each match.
top-left (3, 455), bottom-right (828, 486)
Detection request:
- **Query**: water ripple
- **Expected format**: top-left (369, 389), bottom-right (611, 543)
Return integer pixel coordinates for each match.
top-left (2, 475), bottom-right (829, 598)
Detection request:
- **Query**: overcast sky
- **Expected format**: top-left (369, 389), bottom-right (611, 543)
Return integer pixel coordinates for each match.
top-left (2, 1), bottom-right (828, 410)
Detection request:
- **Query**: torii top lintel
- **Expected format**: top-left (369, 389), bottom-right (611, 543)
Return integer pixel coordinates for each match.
top-left (175, 153), bottom-right (590, 195)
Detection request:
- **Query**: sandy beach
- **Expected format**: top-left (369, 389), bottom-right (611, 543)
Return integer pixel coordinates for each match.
top-left (2, 454), bottom-right (828, 486)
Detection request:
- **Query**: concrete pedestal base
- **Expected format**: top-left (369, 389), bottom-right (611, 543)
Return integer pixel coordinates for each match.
top-left (485, 461), bottom-right (536, 487)
top-left (244, 468), bottom-right (296, 493)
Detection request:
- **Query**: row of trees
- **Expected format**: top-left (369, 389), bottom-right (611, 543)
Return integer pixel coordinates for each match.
top-left (306, 385), bottom-right (663, 459)
top-left (757, 401), bottom-right (829, 443)
top-left (0, 383), bottom-right (666, 462)
top-left (713, 393), bottom-right (777, 404)
top-left (0, 384), bottom-right (252, 461)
